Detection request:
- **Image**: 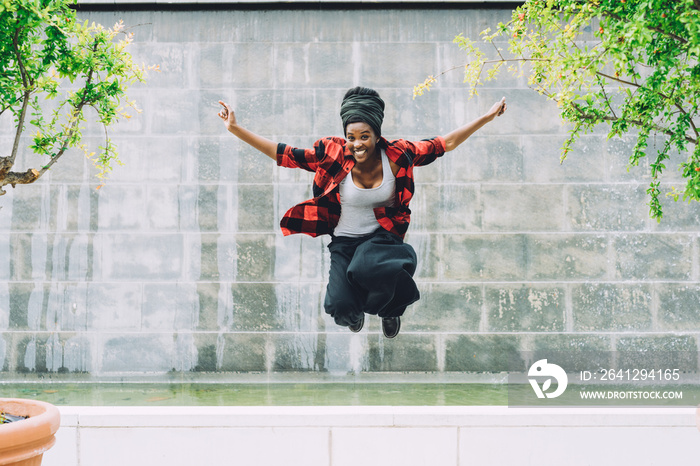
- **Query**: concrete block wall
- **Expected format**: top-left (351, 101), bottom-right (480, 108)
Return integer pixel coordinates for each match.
top-left (1, 4), bottom-right (699, 380)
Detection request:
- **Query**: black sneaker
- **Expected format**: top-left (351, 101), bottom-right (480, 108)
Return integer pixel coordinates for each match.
top-left (382, 317), bottom-right (400, 339)
top-left (348, 314), bottom-right (364, 333)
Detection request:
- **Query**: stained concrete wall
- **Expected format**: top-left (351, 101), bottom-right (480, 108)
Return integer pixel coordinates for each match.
top-left (1, 4), bottom-right (699, 380)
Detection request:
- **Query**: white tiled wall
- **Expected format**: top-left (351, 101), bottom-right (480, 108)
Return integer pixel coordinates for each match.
top-left (42, 406), bottom-right (700, 466)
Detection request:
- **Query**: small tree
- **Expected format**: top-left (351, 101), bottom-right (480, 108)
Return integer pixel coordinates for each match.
top-left (0, 0), bottom-right (151, 196)
top-left (415, 0), bottom-right (700, 220)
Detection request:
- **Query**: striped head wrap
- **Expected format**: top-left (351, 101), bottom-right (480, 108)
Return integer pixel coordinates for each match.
top-left (340, 91), bottom-right (385, 137)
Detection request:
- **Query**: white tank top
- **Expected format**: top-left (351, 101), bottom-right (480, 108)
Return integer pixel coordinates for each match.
top-left (334, 149), bottom-right (396, 237)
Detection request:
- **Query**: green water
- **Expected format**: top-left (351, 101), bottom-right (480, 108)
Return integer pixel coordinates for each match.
top-left (0, 383), bottom-right (509, 406)
top-left (4, 383), bottom-right (699, 407)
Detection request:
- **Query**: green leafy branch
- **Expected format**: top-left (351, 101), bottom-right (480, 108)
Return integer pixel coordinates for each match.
top-left (0, 0), bottom-right (155, 195)
top-left (415, 0), bottom-right (700, 220)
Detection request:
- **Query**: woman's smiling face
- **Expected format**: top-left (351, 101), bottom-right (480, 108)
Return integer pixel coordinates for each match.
top-left (345, 122), bottom-right (378, 164)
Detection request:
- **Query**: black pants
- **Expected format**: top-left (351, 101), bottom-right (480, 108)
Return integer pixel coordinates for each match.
top-left (324, 229), bottom-right (420, 327)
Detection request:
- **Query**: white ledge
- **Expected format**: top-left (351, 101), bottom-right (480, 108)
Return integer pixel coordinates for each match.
top-left (44, 406), bottom-right (700, 466)
top-left (56, 405), bottom-right (698, 427)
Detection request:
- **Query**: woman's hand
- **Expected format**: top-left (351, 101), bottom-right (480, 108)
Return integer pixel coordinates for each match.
top-left (486, 97), bottom-right (507, 121)
top-left (217, 99), bottom-right (278, 160)
top-left (444, 96), bottom-right (508, 151)
top-left (218, 100), bottom-right (237, 132)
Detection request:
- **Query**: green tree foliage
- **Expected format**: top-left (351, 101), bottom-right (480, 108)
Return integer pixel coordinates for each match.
top-left (0, 0), bottom-right (152, 195)
top-left (415, 0), bottom-right (700, 220)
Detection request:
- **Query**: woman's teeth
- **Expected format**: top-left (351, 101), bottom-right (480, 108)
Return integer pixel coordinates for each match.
top-left (355, 149), bottom-right (366, 156)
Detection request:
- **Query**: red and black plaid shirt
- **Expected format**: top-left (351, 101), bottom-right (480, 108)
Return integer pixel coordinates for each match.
top-left (276, 136), bottom-right (446, 238)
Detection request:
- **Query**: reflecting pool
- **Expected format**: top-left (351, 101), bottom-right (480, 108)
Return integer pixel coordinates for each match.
top-left (0, 383), bottom-right (508, 406)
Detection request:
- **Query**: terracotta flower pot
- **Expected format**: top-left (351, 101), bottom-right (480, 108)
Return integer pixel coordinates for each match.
top-left (0, 399), bottom-right (60, 466)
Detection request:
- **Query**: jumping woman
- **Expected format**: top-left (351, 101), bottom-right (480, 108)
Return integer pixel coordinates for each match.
top-left (218, 87), bottom-right (506, 338)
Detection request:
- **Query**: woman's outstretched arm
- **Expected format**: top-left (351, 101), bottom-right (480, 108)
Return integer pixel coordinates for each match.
top-left (218, 100), bottom-right (277, 160)
top-left (443, 97), bottom-right (507, 152)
